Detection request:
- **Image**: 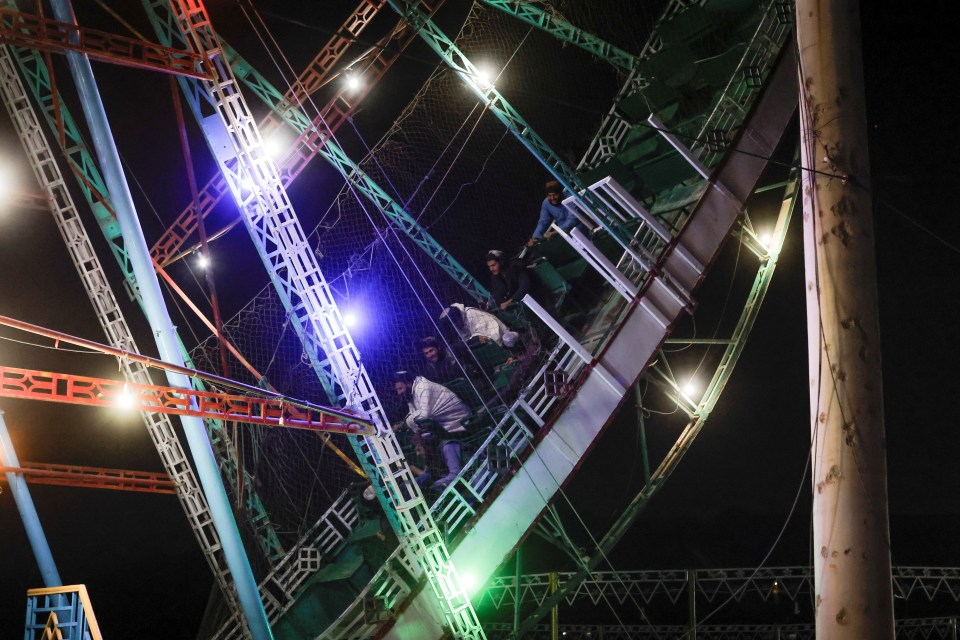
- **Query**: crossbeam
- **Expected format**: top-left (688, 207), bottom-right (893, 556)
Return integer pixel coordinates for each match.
top-left (1, 462), bottom-right (177, 494)
top-left (0, 365), bottom-right (372, 435)
top-left (0, 8), bottom-right (210, 79)
top-left (0, 311), bottom-right (369, 425)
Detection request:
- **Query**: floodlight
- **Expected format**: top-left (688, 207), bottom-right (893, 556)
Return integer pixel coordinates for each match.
top-left (460, 570), bottom-right (477, 592)
top-left (475, 64), bottom-right (496, 90)
top-left (117, 383), bottom-right (136, 410)
top-left (263, 130), bottom-right (289, 161)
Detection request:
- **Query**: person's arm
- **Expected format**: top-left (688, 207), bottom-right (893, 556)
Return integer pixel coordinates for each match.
top-left (512, 267), bottom-right (532, 302)
top-left (408, 462), bottom-right (426, 476)
top-left (499, 265), bottom-right (533, 309)
top-left (530, 200), bottom-right (552, 242)
top-left (405, 382), bottom-right (431, 429)
top-left (403, 405), bottom-right (419, 431)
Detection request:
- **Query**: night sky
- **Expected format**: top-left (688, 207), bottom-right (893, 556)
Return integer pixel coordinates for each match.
top-left (2, 1), bottom-right (959, 637)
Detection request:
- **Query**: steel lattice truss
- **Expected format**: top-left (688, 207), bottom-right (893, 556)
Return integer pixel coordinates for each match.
top-left (484, 618), bottom-right (960, 640)
top-left (480, 567), bottom-right (960, 610)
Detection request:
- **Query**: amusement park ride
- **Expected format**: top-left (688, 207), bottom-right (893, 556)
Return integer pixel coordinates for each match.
top-left (0, 0), bottom-right (955, 638)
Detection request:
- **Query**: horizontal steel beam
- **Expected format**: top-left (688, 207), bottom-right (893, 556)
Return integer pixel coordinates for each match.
top-left (1, 462), bottom-right (177, 494)
top-left (0, 8), bottom-right (209, 79)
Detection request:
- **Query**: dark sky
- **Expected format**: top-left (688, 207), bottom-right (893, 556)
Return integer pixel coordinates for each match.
top-left (2, 0), bottom-right (959, 637)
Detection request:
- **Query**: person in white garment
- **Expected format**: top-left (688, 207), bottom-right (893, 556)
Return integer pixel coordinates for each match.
top-left (440, 302), bottom-right (509, 346)
top-left (392, 370), bottom-right (471, 486)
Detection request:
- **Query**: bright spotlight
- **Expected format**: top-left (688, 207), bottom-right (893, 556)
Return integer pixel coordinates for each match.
top-left (343, 312), bottom-right (358, 328)
top-left (117, 383), bottom-right (136, 410)
top-left (460, 570), bottom-right (477, 592)
top-left (197, 252), bottom-right (210, 269)
top-left (682, 378), bottom-right (699, 398)
top-left (757, 230), bottom-right (772, 248)
top-left (346, 74), bottom-right (362, 92)
top-left (475, 65), bottom-right (496, 90)
top-left (263, 131), bottom-right (289, 160)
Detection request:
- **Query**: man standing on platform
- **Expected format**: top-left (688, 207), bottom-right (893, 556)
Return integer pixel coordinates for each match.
top-left (527, 180), bottom-right (581, 247)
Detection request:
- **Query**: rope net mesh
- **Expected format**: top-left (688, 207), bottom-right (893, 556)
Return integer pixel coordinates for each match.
top-left (190, 0), bottom-right (663, 561)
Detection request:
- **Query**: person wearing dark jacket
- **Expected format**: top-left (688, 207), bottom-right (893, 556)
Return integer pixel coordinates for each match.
top-left (419, 336), bottom-right (462, 384)
top-left (486, 249), bottom-right (531, 310)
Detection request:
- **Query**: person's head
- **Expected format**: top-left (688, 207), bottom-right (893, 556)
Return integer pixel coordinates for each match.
top-left (420, 336), bottom-right (441, 363)
top-left (545, 180), bottom-right (563, 206)
top-left (393, 370), bottom-right (414, 399)
top-left (412, 433), bottom-right (427, 457)
top-left (486, 249), bottom-right (505, 276)
top-left (502, 331), bottom-right (521, 351)
top-left (440, 305), bottom-right (465, 331)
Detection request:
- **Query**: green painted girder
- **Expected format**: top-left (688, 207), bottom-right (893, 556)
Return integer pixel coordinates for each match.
top-left (478, 0), bottom-right (638, 71)
top-left (386, 0), bottom-right (655, 274)
top-left (220, 43), bottom-right (491, 303)
top-left (2, 25), bottom-right (285, 564)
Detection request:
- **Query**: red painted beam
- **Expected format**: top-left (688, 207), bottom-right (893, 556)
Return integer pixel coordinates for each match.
top-left (1, 462), bottom-right (177, 494)
top-left (0, 8), bottom-right (210, 79)
top-left (0, 366), bottom-right (372, 436)
top-left (0, 312), bottom-right (371, 432)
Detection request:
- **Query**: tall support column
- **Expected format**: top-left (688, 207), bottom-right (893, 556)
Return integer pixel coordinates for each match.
top-left (0, 409), bottom-right (62, 587)
top-left (45, 1), bottom-right (271, 638)
top-left (797, 1), bottom-right (895, 638)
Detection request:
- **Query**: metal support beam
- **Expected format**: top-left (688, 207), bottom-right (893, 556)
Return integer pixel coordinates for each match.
top-left (0, 26), bottom-right (287, 568)
top-left (0, 365), bottom-right (372, 435)
top-left (45, 0), bottom-right (270, 635)
top-left (142, 1), bottom-right (484, 637)
top-left (147, 1), bottom-right (489, 305)
top-left (478, 0), bottom-right (637, 71)
top-left (0, 461), bottom-right (177, 494)
top-left (0, 7), bottom-right (209, 78)
top-left (0, 410), bottom-right (62, 587)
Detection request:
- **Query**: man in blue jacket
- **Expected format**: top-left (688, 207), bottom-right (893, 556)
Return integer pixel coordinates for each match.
top-left (527, 180), bottom-right (581, 247)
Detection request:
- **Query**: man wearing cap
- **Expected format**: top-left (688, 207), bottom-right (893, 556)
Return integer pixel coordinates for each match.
top-left (393, 370), bottom-right (471, 486)
top-left (527, 180), bottom-right (581, 247)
